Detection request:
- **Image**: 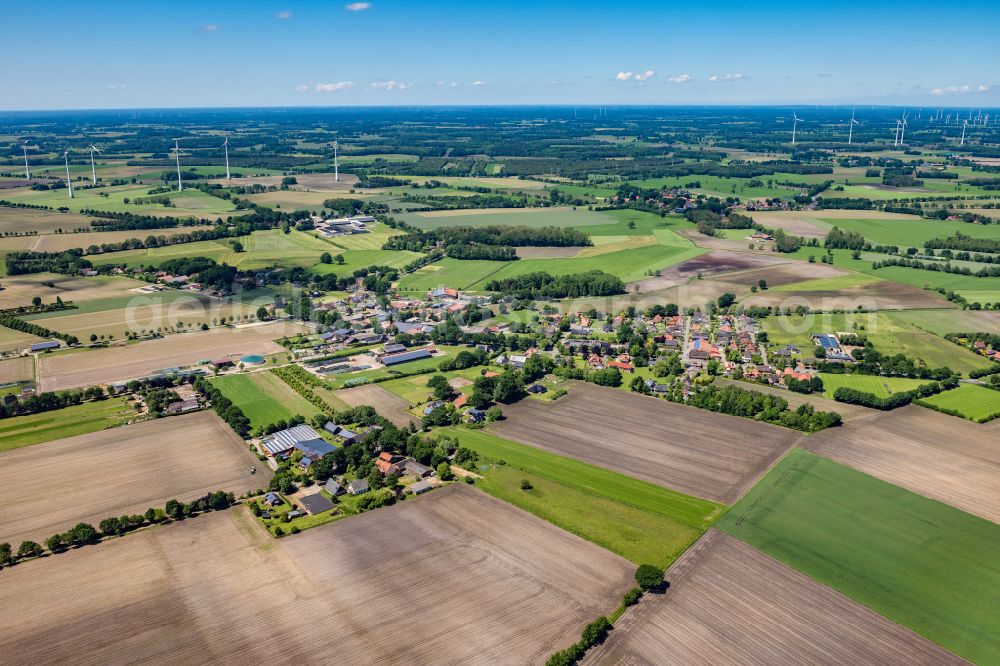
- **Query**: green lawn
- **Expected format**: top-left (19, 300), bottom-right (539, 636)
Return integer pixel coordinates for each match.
top-left (816, 372), bottom-right (927, 399)
top-left (0, 397), bottom-right (134, 452)
top-left (443, 427), bottom-right (723, 529)
top-left (444, 424), bottom-right (721, 567)
top-left (719, 449), bottom-right (1000, 665)
top-left (2, 183), bottom-right (237, 219)
top-left (210, 371), bottom-right (321, 429)
top-left (818, 216), bottom-right (1000, 248)
top-left (918, 383), bottom-right (1000, 422)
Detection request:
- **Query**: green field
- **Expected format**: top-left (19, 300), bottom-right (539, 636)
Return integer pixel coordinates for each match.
top-left (443, 427), bottom-right (723, 567)
top-left (762, 311), bottom-right (993, 375)
top-left (719, 449), bottom-right (1000, 665)
top-left (816, 372), bottom-right (927, 399)
top-left (210, 370), bottom-right (321, 429)
top-left (918, 383), bottom-right (1000, 422)
top-left (320, 345), bottom-right (471, 389)
top-left (0, 397), bottom-right (134, 452)
top-left (378, 366), bottom-right (483, 404)
top-left (2, 183), bottom-right (237, 219)
top-left (818, 217), bottom-right (1000, 248)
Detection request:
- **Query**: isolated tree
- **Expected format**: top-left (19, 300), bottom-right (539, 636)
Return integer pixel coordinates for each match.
top-left (320, 252), bottom-right (333, 264)
top-left (519, 479), bottom-right (533, 490)
top-left (46, 533), bottom-right (66, 553)
top-left (0, 542), bottom-right (12, 566)
top-left (635, 564), bottom-right (664, 591)
top-left (492, 370), bottom-right (525, 404)
top-left (31, 296), bottom-right (42, 308)
top-left (436, 462), bottom-right (453, 481)
top-left (426, 374), bottom-right (453, 400)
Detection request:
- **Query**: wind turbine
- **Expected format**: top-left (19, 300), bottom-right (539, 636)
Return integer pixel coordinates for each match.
top-left (170, 139), bottom-right (187, 192)
top-left (333, 139), bottom-right (339, 182)
top-left (893, 120), bottom-right (901, 146)
top-left (222, 135), bottom-right (231, 180)
top-left (63, 150), bottom-right (74, 198)
top-left (848, 109), bottom-right (859, 145)
top-left (87, 144), bottom-right (102, 184)
top-left (22, 142), bottom-right (30, 180)
top-left (899, 117), bottom-right (908, 146)
top-left (791, 113), bottom-right (802, 144)
top-left (960, 120), bottom-right (968, 146)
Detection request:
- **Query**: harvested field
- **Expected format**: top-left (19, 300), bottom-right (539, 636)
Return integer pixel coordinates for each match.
top-left (335, 383), bottom-right (417, 427)
top-left (719, 262), bottom-right (850, 288)
top-left (490, 382), bottom-right (800, 503)
top-left (716, 378), bottom-right (875, 423)
top-left (0, 355), bottom-right (33, 384)
top-left (0, 410), bottom-right (267, 546)
top-left (0, 273), bottom-right (147, 309)
top-left (28, 227), bottom-right (213, 253)
top-left (36, 321), bottom-right (303, 391)
top-left (0, 484), bottom-right (633, 665)
top-left (0, 328), bottom-right (44, 353)
top-left (804, 404), bottom-right (1000, 523)
top-left (585, 530), bottom-right (963, 666)
top-left (743, 279), bottom-right (952, 310)
top-left (0, 206), bottom-right (93, 234)
top-left (630, 250), bottom-right (791, 292)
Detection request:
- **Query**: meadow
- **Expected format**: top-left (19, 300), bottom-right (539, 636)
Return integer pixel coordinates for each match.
top-left (397, 206), bottom-right (617, 230)
top-left (816, 372), bottom-right (928, 398)
top-left (0, 397), bottom-right (134, 452)
top-left (762, 310), bottom-right (993, 375)
top-left (918, 383), bottom-right (1000, 422)
top-left (718, 449), bottom-right (1000, 665)
top-left (444, 427), bottom-right (721, 567)
top-left (210, 370), bottom-right (320, 428)
top-left (817, 216), bottom-right (1000, 248)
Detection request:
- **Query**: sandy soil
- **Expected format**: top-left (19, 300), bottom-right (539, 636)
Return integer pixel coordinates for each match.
top-left (585, 530), bottom-right (963, 666)
top-left (0, 485), bottom-right (633, 665)
top-left (0, 410), bottom-right (267, 545)
top-left (743, 279), bottom-right (953, 311)
top-left (37, 321), bottom-right (303, 391)
top-left (490, 382), bottom-right (800, 503)
top-left (335, 383), bottom-right (418, 428)
top-left (804, 404), bottom-right (1000, 524)
top-left (631, 251), bottom-right (820, 293)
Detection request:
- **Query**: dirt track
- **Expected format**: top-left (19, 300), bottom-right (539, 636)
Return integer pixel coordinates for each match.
top-left (584, 530), bottom-right (963, 666)
top-left (0, 484), bottom-right (632, 665)
top-left (804, 404), bottom-right (1000, 524)
top-left (490, 382), bottom-right (800, 503)
top-left (37, 321), bottom-right (302, 391)
top-left (0, 410), bottom-right (267, 545)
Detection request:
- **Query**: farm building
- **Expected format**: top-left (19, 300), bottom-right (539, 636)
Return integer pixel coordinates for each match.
top-left (262, 424), bottom-right (327, 457)
top-left (324, 422), bottom-right (360, 444)
top-left (402, 460), bottom-right (433, 478)
top-left (298, 493), bottom-right (335, 515)
top-left (382, 348), bottom-right (433, 366)
top-left (30, 341), bottom-right (60, 352)
top-left (406, 480), bottom-right (434, 495)
top-left (324, 479), bottom-right (344, 496)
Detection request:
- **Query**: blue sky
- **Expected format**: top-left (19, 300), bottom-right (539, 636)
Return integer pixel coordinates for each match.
top-left (2, 0), bottom-right (998, 110)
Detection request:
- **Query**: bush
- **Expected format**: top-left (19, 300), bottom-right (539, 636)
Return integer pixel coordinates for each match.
top-left (520, 479), bottom-right (533, 490)
top-left (635, 564), bottom-right (664, 591)
top-left (623, 587), bottom-right (643, 606)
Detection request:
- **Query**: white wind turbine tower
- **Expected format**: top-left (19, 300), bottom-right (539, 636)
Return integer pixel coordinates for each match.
top-left (170, 139), bottom-right (187, 192)
top-left (333, 139), bottom-right (339, 182)
top-left (893, 120), bottom-right (902, 146)
top-left (222, 135), bottom-right (231, 180)
top-left (899, 115), bottom-right (908, 146)
top-left (791, 113), bottom-right (802, 144)
top-left (960, 120), bottom-right (968, 146)
top-left (63, 150), bottom-right (74, 198)
top-left (22, 142), bottom-right (31, 180)
top-left (87, 144), bottom-right (102, 184)
top-left (848, 109), bottom-right (860, 144)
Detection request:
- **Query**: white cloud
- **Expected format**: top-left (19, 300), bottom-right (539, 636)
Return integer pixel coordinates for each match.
top-left (370, 80), bottom-right (412, 91)
top-left (107, 83), bottom-right (127, 90)
top-left (708, 73), bottom-right (746, 82)
top-left (634, 70), bottom-right (655, 81)
top-left (469, 80), bottom-right (486, 86)
top-left (200, 23), bottom-right (220, 32)
top-left (275, 10), bottom-right (292, 19)
top-left (295, 84), bottom-right (309, 93)
top-left (449, 82), bottom-right (460, 88)
top-left (667, 74), bottom-right (692, 84)
top-left (315, 81), bottom-right (354, 92)
top-left (615, 71), bottom-right (634, 81)
top-left (930, 84), bottom-right (988, 96)
top-left (345, 2), bottom-right (372, 10)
